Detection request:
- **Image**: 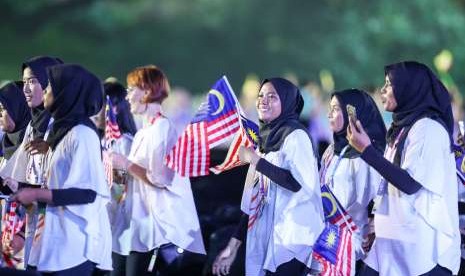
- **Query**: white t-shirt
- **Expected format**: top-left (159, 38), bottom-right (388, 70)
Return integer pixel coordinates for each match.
top-left (112, 114), bottom-right (205, 255)
top-left (321, 145), bottom-right (381, 259)
top-left (28, 125), bottom-right (112, 272)
top-left (364, 118), bottom-right (461, 275)
top-left (242, 129), bottom-right (325, 275)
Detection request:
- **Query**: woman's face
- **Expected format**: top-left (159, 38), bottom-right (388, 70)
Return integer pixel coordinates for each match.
top-left (22, 67), bottom-right (44, 108)
top-left (328, 96), bottom-right (344, 133)
top-left (43, 82), bottom-right (54, 111)
top-left (126, 85), bottom-right (146, 114)
top-left (380, 75), bottom-right (398, 112)
top-left (256, 82), bottom-right (281, 123)
top-left (90, 106), bottom-right (105, 130)
top-left (0, 104), bottom-right (15, 132)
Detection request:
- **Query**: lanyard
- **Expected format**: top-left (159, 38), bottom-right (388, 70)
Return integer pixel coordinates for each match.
top-left (320, 145), bottom-right (349, 186)
top-left (148, 112), bottom-right (162, 126)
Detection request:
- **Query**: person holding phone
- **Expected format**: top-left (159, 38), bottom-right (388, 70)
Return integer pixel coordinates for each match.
top-left (347, 61), bottom-right (460, 275)
top-left (323, 89), bottom-right (386, 269)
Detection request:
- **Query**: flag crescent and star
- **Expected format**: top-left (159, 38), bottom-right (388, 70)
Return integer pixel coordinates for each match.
top-left (209, 89), bottom-right (225, 115)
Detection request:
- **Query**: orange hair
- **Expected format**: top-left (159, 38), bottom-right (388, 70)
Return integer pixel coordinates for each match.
top-left (126, 65), bottom-right (170, 104)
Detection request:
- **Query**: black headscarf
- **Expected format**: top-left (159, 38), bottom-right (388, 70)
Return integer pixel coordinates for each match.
top-left (258, 78), bottom-right (308, 154)
top-left (0, 82), bottom-right (31, 159)
top-left (104, 81), bottom-right (137, 136)
top-left (385, 61), bottom-right (454, 164)
top-left (331, 89), bottom-right (387, 158)
top-left (22, 56), bottom-right (63, 139)
top-left (45, 64), bottom-right (103, 150)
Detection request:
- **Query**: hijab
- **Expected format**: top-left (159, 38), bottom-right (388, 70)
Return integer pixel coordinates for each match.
top-left (385, 61), bottom-right (454, 164)
top-left (104, 81), bottom-right (137, 136)
top-left (46, 64), bottom-right (103, 150)
top-left (258, 78), bottom-right (308, 154)
top-left (332, 89), bottom-right (387, 158)
top-left (0, 82), bottom-right (31, 159)
top-left (22, 56), bottom-right (63, 139)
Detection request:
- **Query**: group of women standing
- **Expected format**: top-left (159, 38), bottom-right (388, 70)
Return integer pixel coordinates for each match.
top-left (0, 58), bottom-right (205, 276)
top-left (0, 58), bottom-right (461, 276)
top-left (212, 61), bottom-right (461, 276)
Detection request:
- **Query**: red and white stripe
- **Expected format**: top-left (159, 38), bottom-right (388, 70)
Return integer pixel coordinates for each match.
top-left (165, 122), bottom-right (210, 177)
top-left (210, 126), bottom-right (254, 174)
top-left (105, 121), bottom-right (122, 142)
top-left (207, 111), bottom-right (240, 148)
top-left (34, 213), bottom-right (45, 242)
top-left (331, 213), bottom-right (358, 232)
top-left (1, 201), bottom-right (24, 267)
top-left (103, 150), bottom-right (113, 187)
top-left (312, 227), bottom-right (354, 276)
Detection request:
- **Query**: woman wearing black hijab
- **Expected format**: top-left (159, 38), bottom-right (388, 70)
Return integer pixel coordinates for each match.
top-left (2, 56), bottom-right (64, 268)
top-left (348, 61), bottom-right (460, 275)
top-left (12, 64), bottom-right (112, 275)
top-left (0, 81), bottom-right (31, 268)
top-left (213, 78), bottom-right (324, 276)
top-left (322, 89), bottom-right (386, 272)
top-left (0, 82), bottom-right (31, 163)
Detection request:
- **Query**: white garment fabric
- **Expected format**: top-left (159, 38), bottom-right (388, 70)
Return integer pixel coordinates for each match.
top-left (112, 110), bottom-right (205, 256)
top-left (364, 118), bottom-right (461, 275)
top-left (0, 120), bottom-right (53, 186)
top-left (458, 182), bottom-right (465, 259)
top-left (107, 133), bottom-right (133, 228)
top-left (28, 125), bottom-right (112, 272)
top-left (321, 145), bottom-right (381, 260)
top-left (242, 129), bottom-right (325, 276)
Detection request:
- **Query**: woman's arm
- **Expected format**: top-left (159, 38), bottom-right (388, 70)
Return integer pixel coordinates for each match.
top-left (127, 162), bottom-right (153, 186)
top-left (12, 187), bottom-right (97, 206)
top-left (361, 145), bottom-right (422, 195)
top-left (255, 158), bottom-right (301, 192)
top-left (239, 147), bottom-right (301, 192)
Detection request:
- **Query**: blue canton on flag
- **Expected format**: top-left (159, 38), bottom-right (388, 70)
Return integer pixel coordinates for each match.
top-left (165, 76), bottom-right (241, 177)
top-left (320, 185), bottom-right (358, 232)
top-left (311, 184), bottom-right (356, 276)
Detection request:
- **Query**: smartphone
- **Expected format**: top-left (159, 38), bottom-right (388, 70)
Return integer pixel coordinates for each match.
top-left (346, 104), bottom-right (357, 123)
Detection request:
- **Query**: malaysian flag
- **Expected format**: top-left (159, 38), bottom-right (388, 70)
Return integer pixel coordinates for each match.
top-left (453, 144), bottom-right (465, 185)
top-left (103, 96), bottom-right (122, 186)
top-left (312, 223), bottom-right (354, 276)
top-left (320, 184), bottom-right (358, 232)
top-left (311, 184), bottom-right (356, 276)
top-left (1, 201), bottom-right (25, 268)
top-left (165, 76), bottom-right (240, 177)
top-left (210, 115), bottom-right (259, 174)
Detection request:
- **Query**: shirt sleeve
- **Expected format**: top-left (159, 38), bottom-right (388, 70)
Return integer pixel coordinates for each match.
top-left (51, 188), bottom-right (97, 206)
top-left (232, 213), bottom-right (248, 242)
top-left (361, 145), bottom-right (422, 195)
top-left (255, 158), bottom-right (301, 192)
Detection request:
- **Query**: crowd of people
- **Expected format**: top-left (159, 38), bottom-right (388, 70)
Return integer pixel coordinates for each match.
top-left (0, 57), bottom-right (463, 276)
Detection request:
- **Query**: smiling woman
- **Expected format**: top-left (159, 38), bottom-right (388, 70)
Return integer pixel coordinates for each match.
top-left (213, 77), bottom-right (324, 276)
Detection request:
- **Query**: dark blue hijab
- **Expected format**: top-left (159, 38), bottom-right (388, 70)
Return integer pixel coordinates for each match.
top-left (385, 61), bottom-right (454, 164)
top-left (258, 78), bottom-right (308, 154)
top-left (104, 81), bottom-right (137, 136)
top-left (332, 89), bottom-right (387, 158)
top-left (46, 64), bottom-right (103, 150)
top-left (0, 82), bottom-right (31, 159)
top-left (385, 61), bottom-right (453, 144)
top-left (22, 56), bottom-right (63, 138)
